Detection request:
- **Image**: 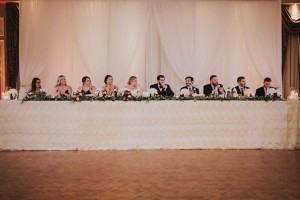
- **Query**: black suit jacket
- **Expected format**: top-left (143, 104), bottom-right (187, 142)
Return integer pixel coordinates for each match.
top-left (255, 87), bottom-right (278, 97)
top-left (150, 83), bottom-right (174, 97)
top-left (180, 86), bottom-right (200, 96)
top-left (232, 86), bottom-right (250, 96)
top-left (203, 84), bottom-right (225, 97)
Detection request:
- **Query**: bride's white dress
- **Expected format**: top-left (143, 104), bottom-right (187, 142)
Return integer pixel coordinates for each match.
top-left (119, 86), bottom-right (142, 97)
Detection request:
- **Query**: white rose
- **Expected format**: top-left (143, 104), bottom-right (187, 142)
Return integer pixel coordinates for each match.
top-left (244, 89), bottom-right (254, 97)
top-left (180, 89), bottom-right (189, 97)
top-left (131, 90), bottom-right (138, 97)
top-left (268, 88), bottom-right (276, 96)
top-left (149, 88), bottom-right (158, 96)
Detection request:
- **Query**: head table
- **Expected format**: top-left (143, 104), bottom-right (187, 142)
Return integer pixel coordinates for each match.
top-left (0, 100), bottom-right (299, 150)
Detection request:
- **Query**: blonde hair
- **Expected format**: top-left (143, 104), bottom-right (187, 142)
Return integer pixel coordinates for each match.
top-left (127, 76), bottom-right (137, 85)
top-left (55, 75), bottom-right (67, 87)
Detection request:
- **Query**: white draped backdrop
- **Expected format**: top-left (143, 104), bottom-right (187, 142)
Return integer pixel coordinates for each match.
top-left (19, 0), bottom-right (282, 97)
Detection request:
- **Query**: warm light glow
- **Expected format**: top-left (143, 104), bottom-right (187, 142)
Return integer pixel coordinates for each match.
top-left (289, 4), bottom-right (300, 21)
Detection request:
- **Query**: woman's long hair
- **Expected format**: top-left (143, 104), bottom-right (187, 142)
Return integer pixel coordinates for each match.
top-left (127, 76), bottom-right (137, 86)
top-left (55, 75), bottom-right (67, 87)
top-left (30, 77), bottom-right (40, 92)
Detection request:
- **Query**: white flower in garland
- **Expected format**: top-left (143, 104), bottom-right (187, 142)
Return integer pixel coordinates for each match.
top-left (131, 90), bottom-right (139, 97)
top-left (149, 88), bottom-right (158, 96)
top-left (40, 89), bottom-right (47, 93)
top-left (244, 89), bottom-right (254, 97)
top-left (267, 88), bottom-right (277, 96)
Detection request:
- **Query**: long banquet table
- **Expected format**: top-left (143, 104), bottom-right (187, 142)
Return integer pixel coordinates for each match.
top-left (0, 100), bottom-right (299, 150)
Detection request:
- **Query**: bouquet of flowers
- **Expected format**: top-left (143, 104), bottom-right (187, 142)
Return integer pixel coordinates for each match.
top-left (73, 91), bottom-right (83, 101)
top-left (22, 89), bottom-right (51, 102)
top-left (267, 88), bottom-right (277, 97)
top-left (119, 89), bottom-right (132, 101)
top-left (2, 88), bottom-right (19, 100)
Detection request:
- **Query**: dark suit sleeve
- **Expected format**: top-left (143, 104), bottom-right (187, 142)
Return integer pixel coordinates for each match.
top-left (165, 85), bottom-right (174, 96)
top-left (195, 88), bottom-right (200, 94)
top-left (255, 88), bottom-right (263, 97)
top-left (203, 85), bottom-right (209, 96)
top-left (255, 89), bottom-right (259, 97)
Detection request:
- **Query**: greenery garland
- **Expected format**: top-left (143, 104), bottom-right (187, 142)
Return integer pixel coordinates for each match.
top-left (21, 92), bottom-right (283, 103)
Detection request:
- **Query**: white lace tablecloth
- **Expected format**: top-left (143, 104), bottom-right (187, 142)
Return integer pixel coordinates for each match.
top-left (0, 101), bottom-right (299, 150)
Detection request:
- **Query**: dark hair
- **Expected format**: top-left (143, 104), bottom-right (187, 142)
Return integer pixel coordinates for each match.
top-left (30, 77), bottom-right (40, 92)
top-left (237, 76), bottom-right (245, 83)
top-left (264, 77), bottom-right (272, 82)
top-left (185, 76), bottom-right (194, 82)
top-left (157, 75), bottom-right (165, 81)
top-left (210, 75), bottom-right (217, 80)
top-left (104, 75), bottom-right (112, 84)
top-left (82, 76), bottom-right (90, 83)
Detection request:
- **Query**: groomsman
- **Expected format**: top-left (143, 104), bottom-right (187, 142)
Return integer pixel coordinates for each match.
top-left (255, 77), bottom-right (278, 97)
top-left (203, 75), bottom-right (225, 96)
top-left (150, 75), bottom-right (174, 96)
top-left (233, 76), bottom-right (250, 96)
top-left (180, 76), bottom-right (200, 96)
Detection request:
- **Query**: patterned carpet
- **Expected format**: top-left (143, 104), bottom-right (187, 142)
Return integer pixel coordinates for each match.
top-left (0, 150), bottom-right (299, 200)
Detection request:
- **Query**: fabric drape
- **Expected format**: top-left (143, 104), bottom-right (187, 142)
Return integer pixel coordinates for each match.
top-left (6, 3), bottom-right (19, 89)
top-left (282, 5), bottom-right (300, 97)
top-left (19, 0), bottom-right (282, 97)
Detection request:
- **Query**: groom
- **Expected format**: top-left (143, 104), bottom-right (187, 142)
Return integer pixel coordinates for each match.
top-left (150, 75), bottom-right (174, 96)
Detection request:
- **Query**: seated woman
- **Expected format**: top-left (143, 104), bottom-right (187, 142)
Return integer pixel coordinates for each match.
top-left (120, 76), bottom-right (143, 97)
top-left (77, 76), bottom-right (96, 96)
top-left (28, 77), bottom-right (43, 94)
top-left (53, 75), bottom-right (72, 98)
top-left (102, 75), bottom-right (119, 96)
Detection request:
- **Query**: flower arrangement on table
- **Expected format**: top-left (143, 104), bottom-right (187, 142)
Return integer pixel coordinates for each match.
top-left (1, 88), bottom-right (19, 100)
top-left (21, 89), bottom-right (283, 103)
top-left (22, 89), bottom-right (52, 102)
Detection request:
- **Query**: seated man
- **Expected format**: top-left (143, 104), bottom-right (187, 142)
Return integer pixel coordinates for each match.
top-left (232, 76), bottom-right (250, 96)
top-left (203, 75), bottom-right (225, 97)
top-left (150, 75), bottom-right (174, 96)
top-left (255, 77), bottom-right (278, 97)
top-left (180, 76), bottom-right (200, 96)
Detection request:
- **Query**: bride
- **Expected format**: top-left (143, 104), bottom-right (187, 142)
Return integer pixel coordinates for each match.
top-left (120, 76), bottom-right (143, 97)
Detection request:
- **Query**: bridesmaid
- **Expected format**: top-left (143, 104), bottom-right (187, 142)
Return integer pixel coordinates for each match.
top-left (77, 76), bottom-right (96, 95)
top-left (102, 75), bottom-right (118, 96)
top-left (29, 77), bottom-right (42, 94)
top-left (53, 75), bottom-right (72, 98)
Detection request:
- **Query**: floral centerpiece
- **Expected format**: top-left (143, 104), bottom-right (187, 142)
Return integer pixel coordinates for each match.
top-left (2, 88), bottom-right (18, 100)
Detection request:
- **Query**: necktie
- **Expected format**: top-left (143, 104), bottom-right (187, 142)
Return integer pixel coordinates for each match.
top-left (241, 88), bottom-right (244, 96)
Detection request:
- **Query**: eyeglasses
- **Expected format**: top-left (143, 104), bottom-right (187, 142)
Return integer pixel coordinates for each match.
top-left (36, 82), bottom-right (41, 84)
